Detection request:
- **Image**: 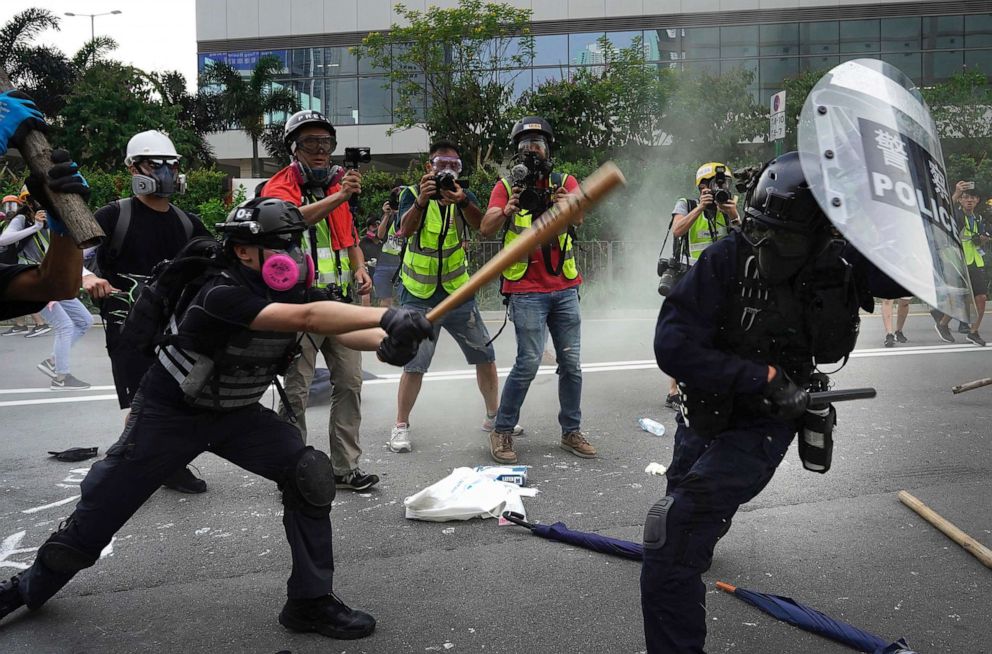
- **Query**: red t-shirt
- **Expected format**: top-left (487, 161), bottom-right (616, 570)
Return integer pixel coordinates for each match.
top-left (262, 166), bottom-right (357, 250)
top-left (488, 175), bottom-right (583, 294)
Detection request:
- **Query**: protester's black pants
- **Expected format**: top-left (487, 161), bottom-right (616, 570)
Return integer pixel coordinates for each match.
top-left (19, 391), bottom-right (335, 609)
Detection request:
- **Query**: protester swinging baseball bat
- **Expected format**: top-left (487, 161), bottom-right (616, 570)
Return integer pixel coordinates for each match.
top-left (951, 377), bottom-right (992, 394)
top-left (425, 161), bottom-right (627, 323)
top-left (898, 490), bottom-right (992, 570)
top-left (0, 69), bottom-right (104, 248)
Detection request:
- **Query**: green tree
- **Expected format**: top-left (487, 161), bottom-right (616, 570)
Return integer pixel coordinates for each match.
top-left (57, 62), bottom-right (204, 170)
top-left (358, 0), bottom-right (535, 168)
top-left (201, 55), bottom-right (300, 177)
top-left (922, 69), bottom-right (992, 186)
top-left (0, 8), bottom-right (73, 115)
top-left (150, 70), bottom-right (221, 166)
top-left (780, 68), bottom-right (827, 152)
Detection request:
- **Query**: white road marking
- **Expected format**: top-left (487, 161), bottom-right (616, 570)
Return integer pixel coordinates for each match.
top-left (0, 531), bottom-right (38, 570)
top-left (0, 345), bottom-right (988, 407)
top-left (22, 495), bottom-right (81, 514)
top-left (0, 385), bottom-right (116, 395)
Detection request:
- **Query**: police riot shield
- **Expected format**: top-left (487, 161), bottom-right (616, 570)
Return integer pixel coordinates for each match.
top-left (798, 58), bottom-right (977, 323)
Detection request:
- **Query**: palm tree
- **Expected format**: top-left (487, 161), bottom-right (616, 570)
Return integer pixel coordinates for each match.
top-left (0, 8), bottom-right (72, 115)
top-left (201, 55), bottom-right (300, 177)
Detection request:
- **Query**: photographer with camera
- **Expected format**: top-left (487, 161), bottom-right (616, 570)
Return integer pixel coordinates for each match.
top-left (479, 117), bottom-right (592, 465)
top-left (263, 110), bottom-right (378, 491)
top-left (661, 162), bottom-right (740, 409)
top-left (385, 141), bottom-right (511, 453)
top-left (372, 180), bottom-right (406, 308)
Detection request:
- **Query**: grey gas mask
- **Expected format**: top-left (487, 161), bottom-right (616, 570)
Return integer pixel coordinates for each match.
top-left (132, 159), bottom-right (187, 198)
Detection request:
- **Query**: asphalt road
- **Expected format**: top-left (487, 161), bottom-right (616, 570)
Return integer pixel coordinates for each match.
top-left (0, 309), bottom-right (990, 654)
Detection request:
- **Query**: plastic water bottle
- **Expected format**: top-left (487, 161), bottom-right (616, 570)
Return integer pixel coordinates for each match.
top-left (638, 418), bottom-right (666, 437)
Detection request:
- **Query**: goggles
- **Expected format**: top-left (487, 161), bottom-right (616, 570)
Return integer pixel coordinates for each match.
top-left (517, 135), bottom-right (548, 157)
top-left (137, 158), bottom-right (180, 171)
top-left (295, 136), bottom-right (336, 155)
top-left (2, 201), bottom-right (19, 214)
top-left (430, 156), bottom-right (463, 174)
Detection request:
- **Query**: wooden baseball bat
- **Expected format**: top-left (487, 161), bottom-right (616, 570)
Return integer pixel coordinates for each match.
top-left (425, 161), bottom-right (627, 323)
top-left (898, 490), bottom-right (992, 570)
top-left (951, 377), bottom-right (992, 394)
top-left (0, 69), bottom-right (104, 248)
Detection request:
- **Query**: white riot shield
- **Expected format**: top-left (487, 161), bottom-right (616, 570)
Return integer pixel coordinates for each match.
top-left (798, 58), bottom-right (977, 323)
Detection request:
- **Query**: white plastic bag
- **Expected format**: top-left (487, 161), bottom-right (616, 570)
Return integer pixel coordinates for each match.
top-left (403, 467), bottom-right (538, 522)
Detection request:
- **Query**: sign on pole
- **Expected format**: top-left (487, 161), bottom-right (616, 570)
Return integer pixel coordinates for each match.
top-left (770, 90), bottom-right (787, 142)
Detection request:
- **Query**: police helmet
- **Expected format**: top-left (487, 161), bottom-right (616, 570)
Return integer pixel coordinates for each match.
top-left (745, 151), bottom-right (827, 234)
top-left (217, 197), bottom-right (307, 250)
top-left (283, 110), bottom-right (336, 150)
top-left (510, 116), bottom-right (554, 147)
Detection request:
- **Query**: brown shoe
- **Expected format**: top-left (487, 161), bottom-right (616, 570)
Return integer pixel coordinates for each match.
top-left (489, 430), bottom-right (517, 464)
top-left (560, 431), bottom-right (597, 458)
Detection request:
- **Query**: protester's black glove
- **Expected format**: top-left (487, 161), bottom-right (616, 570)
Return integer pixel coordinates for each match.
top-left (376, 335), bottom-right (419, 366)
top-left (762, 367), bottom-right (808, 420)
top-left (24, 149), bottom-right (89, 236)
top-left (380, 306), bottom-right (434, 343)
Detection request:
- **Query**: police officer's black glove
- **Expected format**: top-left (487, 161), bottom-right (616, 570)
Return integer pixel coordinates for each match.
top-left (762, 367), bottom-right (808, 420)
top-left (380, 306), bottom-right (434, 343)
top-left (376, 335), bottom-right (419, 366)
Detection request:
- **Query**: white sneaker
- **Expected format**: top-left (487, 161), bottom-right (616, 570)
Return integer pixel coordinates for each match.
top-left (481, 415), bottom-right (524, 436)
top-left (389, 423), bottom-right (412, 453)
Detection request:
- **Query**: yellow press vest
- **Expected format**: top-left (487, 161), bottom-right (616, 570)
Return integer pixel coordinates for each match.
top-left (300, 191), bottom-right (352, 294)
top-left (399, 187), bottom-right (469, 299)
top-left (681, 198), bottom-right (730, 261)
top-left (499, 176), bottom-right (578, 281)
top-left (962, 214), bottom-right (986, 268)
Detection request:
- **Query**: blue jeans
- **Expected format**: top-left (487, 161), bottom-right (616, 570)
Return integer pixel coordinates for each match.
top-left (40, 298), bottom-right (94, 375)
top-left (495, 287), bottom-right (582, 434)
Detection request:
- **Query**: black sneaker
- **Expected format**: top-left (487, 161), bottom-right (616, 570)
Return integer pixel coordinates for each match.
top-left (37, 358), bottom-right (57, 379)
top-left (884, 333), bottom-right (895, 348)
top-left (162, 466), bottom-right (207, 494)
top-left (50, 374), bottom-right (90, 390)
top-left (334, 468), bottom-right (380, 491)
top-left (934, 321), bottom-right (955, 343)
top-left (957, 321), bottom-right (971, 334)
top-left (1, 325), bottom-right (29, 336)
top-left (24, 324), bottom-right (52, 338)
top-left (894, 330), bottom-right (908, 343)
top-left (664, 393), bottom-right (682, 411)
top-left (929, 308), bottom-right (943, 325)
top-left (279, 592), bottom-right (376, 640)
top-left (0, 572), bottom-right (25, 621)
top-left (967, 332), bottom-right (986, 347)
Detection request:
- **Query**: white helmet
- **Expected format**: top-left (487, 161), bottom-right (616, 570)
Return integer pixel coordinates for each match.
top-left (125, 130), bottom-right (181, 166)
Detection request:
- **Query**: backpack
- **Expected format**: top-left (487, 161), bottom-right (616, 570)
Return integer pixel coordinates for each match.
top-left (120, 236), bottom-right (228, 357)
top-left (102, 197), bottom-right (195, 267)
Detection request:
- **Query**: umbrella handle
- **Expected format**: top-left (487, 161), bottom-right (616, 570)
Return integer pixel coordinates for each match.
top-left (501, 511), bottom-right (535, 530)
top-left (716, 581), bottom-right (737, 593)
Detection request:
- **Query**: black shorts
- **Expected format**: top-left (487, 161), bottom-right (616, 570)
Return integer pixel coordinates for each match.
top-left (105, 324), bottom-right (156, 409)
top-left (968, 265), bottom-right (989, 298)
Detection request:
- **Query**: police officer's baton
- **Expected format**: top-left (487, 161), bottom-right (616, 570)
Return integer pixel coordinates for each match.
top-left (424, 161), bottom-right (627, 323)
top-left (0, 69), bottom-right (104, 248)
top-left (807, 387), bottom-right (876, 407)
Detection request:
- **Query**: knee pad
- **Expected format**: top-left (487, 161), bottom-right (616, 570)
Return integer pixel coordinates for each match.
top-left (282, 446), bottom-right (335, 517)
top-left (643, 496), bottom-right (675, 551)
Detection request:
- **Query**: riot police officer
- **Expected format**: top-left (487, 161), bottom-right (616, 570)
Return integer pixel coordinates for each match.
top-left (641, 152), bottom-right (906, 653)
top-left (0, 198), bottom-right (432, 640)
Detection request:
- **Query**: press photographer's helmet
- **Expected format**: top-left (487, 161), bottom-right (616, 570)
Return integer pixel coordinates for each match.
top-left (510, 117), bottom-right (554, 158)
top-left (217, 197), bottom-right (307, 250)
top-left (284, 110), bottom-right (336, 152)
top-left (744, 152), bottom-right (831, 283)
top-left (695, 162), bottom-right (728, 188)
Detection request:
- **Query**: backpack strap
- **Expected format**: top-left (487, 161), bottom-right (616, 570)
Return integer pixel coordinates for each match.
top-left (171, 204), bottom-right (194, 241)
top-left (106, 197), bottom-right (134, 263)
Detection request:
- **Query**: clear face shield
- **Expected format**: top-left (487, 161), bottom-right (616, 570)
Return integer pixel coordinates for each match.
top-left (2, 201), bottom-right (19, 214)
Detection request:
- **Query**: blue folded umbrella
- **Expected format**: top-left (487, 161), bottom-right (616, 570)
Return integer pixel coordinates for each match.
top-left (717, 582), bottom-right (916, 654)
top-left (503, 512), bottom-right (643, 560)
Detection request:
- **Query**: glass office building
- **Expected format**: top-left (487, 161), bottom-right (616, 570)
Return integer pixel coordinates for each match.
top-left (195, 0), bottom-right (990, 169)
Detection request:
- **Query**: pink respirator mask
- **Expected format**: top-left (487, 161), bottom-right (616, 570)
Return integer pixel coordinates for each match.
top-left (260, 245), bottom-right (315, 292)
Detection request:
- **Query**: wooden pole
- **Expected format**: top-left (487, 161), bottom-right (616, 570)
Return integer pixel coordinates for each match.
top-left (425, 161), bottom-right (626, 323)
top-left (898, 490), bottom-right (992, 570)
top-left (951, 377), bottom-right (992, 394)
top-left (0, 69), bottom-right (104, 248)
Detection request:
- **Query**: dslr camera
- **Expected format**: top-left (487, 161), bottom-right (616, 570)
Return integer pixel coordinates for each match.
top-left (509, 151), bottom-right (555, 215)
top-left (706, 165), bottom-right (732, 205)
top-left (431, 170), bottom-right (459, 200)
top-left (657, 255), bottom-right (688, 297)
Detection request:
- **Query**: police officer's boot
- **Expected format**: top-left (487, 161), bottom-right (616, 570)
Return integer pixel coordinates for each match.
top-left (0, 572), bottom-right (26, 621)
top-left (278, 592), bottom-right (376, 640)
